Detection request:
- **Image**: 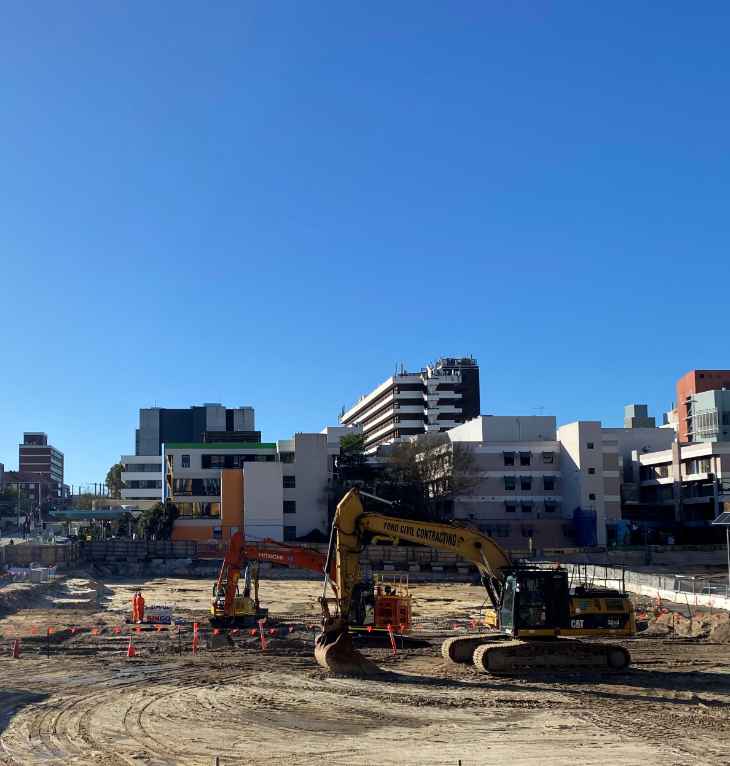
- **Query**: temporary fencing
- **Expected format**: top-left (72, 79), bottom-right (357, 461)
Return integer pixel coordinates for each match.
top-left (2, 617), bottom-right (449, 659)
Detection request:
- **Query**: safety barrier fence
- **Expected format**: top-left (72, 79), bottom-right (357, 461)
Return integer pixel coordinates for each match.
top-left (0, 614), bottom-right (488, 659)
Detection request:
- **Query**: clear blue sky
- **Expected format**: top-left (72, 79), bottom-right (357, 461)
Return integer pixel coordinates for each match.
top-left (2, 2), bottom-right (729, 488)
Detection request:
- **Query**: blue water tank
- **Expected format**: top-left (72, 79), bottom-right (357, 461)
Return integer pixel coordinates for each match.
top-left (573, 508), bottom-right (597, 547)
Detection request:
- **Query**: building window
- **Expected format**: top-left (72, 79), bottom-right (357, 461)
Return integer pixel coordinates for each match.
top-left (181, 455), bottom-right (190, 468)
top-left (544, 502), bottom-right (557, 513)
top-left (543, 476), bottom-right (555, 491)
top-left (588, 467), bottom-right (596, 475)
top-left (280, 452), bottom-right (295, 464)
top-left (505, 503), bottom-right (516, 513)
top-left (283, 475), bottom-right (296, 489)
top-left (503, 452), bottom-right (515, 467)
top-left (542, 452), bottom-right (554, 464)
top-left (521, 526), bottom-right (533, 537)
top-left (520, 476), bottom-right (532, 491)
top-left (587, 442), bottom-right (594, 450)
top-left (283, 525), bottom-right (297, 541)
top-left (504, 476), bottom-right (516, 491)
top-left (519, 452), bottom-right (531, 466)
top-left (521, 503), bottom-right (532, 514)
top-left (283, 500), bottom-right (296, 514)
top-left (588, 493), bottom-right (596, 501)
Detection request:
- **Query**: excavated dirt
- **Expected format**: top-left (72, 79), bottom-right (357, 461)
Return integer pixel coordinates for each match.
top-left (1, 574), bottom-right (730, 765)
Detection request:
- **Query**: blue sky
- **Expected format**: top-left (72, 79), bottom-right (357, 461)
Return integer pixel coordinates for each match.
top-left (2, 2), bottom-right (730, 488)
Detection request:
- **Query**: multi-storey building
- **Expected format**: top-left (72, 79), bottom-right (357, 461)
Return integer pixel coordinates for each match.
top-left (441, 408), bottom-right (673, 549)
top-left (120, 455), bottom-right (163, 503)
top-left (676, 370), bottom-right (730, 443)
top-left (621, 441), bottom-right (730, 541)
top-left (557, 421), bottom-right (623, 546)
top-left (135, 404), bottom-right (258, 456)
top-left (19, 433), bottom-right (64, 487)
top-left (165, 429), bottom-right (354, 543)
top-left (445, 416), bottom-right (565, 549)
top-left (685, 389), bottom-right (730, 443)
top-left (340, 357), bottom-right (480, 454)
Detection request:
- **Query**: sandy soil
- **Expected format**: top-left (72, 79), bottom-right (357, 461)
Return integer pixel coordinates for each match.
top-left (2, 574), bottom-right (730, 765)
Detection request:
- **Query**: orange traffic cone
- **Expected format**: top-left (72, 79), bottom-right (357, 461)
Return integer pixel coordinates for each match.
top-left (11, 639), bottom-right (20, 658)
top-left (127, 637), bottom-right (136, 658)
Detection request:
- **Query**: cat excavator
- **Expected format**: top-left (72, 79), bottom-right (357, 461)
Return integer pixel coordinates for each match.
top-left (315, 488), bottom-right (635, 675)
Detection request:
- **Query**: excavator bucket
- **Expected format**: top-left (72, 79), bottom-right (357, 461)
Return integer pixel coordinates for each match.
top-left (314, 628), bottom-right (380, 676)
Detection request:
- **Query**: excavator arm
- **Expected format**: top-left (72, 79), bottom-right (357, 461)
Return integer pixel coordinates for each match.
top-left (213, 532), bottom-right (332, 622)
top-left (214, 531), bottom-right (249, 618)
top-left (316, 488), bottom-right (512, 673)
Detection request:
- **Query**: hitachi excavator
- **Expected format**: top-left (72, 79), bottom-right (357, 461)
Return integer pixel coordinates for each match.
top-left (315, 489), bottom-right (635, 675)
top-left (210, 533), bottom-right (329, 627)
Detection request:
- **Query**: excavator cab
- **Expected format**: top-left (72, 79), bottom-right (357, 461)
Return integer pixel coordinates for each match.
top-left (504, 567), bottom-right (571, 638)
top-left (210, 561), bottom-right (268, 628)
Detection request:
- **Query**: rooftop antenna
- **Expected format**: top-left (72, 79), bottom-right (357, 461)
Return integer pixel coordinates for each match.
top-left (533, 405), bottom-right (545, 416)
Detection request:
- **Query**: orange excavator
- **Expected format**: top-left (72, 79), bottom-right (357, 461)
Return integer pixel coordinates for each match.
top-left (209, 530), bottom-right (414, 633)
top-left (209, 532), bottom-right (330, 627)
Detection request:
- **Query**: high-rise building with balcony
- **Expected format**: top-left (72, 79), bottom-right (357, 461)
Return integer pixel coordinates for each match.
top-left (339, 357), bottom-right (480, 453)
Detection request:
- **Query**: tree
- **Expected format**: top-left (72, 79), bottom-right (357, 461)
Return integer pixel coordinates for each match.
top-left (136, 501), bottom-right (178, 541)
top-left (105, 463), bottom-right (124, 499)
top-left (116, 511), bottom-right (134, 537)
top-left (385, 434), bottom-right (479, 521)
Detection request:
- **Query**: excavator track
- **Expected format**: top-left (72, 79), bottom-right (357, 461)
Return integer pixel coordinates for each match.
top-left (472, 639), bottom-right (631, 675)
top-left (441, 634), bottom-right (511, 664)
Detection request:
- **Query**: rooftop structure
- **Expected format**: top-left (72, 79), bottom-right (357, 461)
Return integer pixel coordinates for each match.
top-left (340, 356), bottom-right (480, 454)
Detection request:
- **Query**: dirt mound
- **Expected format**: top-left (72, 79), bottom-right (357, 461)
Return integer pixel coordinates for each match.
top-left (641, 609), bottom-right (730, 640)
top-left (710, 621), bottom-right (730, 643)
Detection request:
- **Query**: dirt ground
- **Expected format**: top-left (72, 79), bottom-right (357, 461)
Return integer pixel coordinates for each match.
top-left (2, 574), bottom-right (730, 766)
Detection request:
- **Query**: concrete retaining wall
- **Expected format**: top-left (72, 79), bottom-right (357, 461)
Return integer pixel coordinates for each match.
top-left (0, 542), bottom-right (80, 568)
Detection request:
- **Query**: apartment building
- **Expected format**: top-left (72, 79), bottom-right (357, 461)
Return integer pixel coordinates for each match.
top-left (164, 441), bottom-right (278, 521)
top-left (120, 455), bottom-right (163, 502)
top-left (444, 416), bottom-right (567, 549)
top-left (676, 370), bottom-right (730, 443)
top-left (136, 404), bottom-right (258, 456)
top-left (166, 429), bottom-right (354, 543)
top-left (340, 357), bottom-right (480, 454)
top-left (439, 407), bottom-right (673, 549)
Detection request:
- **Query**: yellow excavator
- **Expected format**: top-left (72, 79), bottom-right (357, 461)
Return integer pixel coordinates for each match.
top-left (315, 489), bottom-right (635, 675)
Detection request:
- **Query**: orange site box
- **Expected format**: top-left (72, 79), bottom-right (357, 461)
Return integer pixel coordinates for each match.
top-left (373, 575), bottom-right (412, 632)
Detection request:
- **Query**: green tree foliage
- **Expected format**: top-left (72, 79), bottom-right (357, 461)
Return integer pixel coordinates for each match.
top-left (116, 511), bottom-right (134, 537)
top-left (0, 485), bottom-right (18, 516)
top-left (105, 463), bottom-right (124, 499)
top-left (136, 501), bottom-right (178, 541)
top-left (328, 433), bottom-right (478, 523)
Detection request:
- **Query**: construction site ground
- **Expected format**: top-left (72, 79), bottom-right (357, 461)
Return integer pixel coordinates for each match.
top-left (2, 574), bottom-right (730, 765)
